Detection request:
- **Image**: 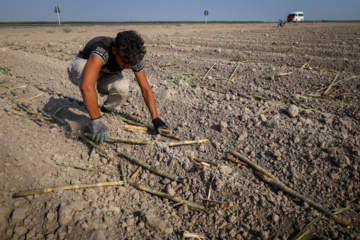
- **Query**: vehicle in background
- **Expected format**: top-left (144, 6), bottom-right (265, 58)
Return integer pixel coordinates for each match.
top-left (287, 12), bottom-right (304, 22)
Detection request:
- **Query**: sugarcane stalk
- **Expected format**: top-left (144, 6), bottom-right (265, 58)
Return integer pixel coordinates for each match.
top-left (254, 171), bottom-right (352, 229)
top-left (124, 128), bottom-right (148, 134)
top-left (157, 127), bottom-right (173, 135)
top-left (13, 181), bottom-right (124, 198)
top-left (323, 73), bottom-right (339, 96)
top-left (12, 112), bottom-right (49, 122)
top-left (125, 129), bottom-right (148, 134)
top-left (52, 107), bottom-right (63, 116)
top-left (120, 163), bottom-right (128, 189)
top-left (123, 153), bottom-right (188, 184)
top-left (37, 108), bottom-right (66, 125)
top-left (13, 103), bottom-right (50, 125)
top-left (317, 75), bottom-right (355, 93)
top-left (161, 133), bottom-right (182, 140)
top-left (299, 95), bottom-right (325, 99)
top-left (229, 89), bottom-right (252, 99)
top-left (230, 150), bottom-right (282, 183)
top-left (276, 72), bottom-right (293, 77)
top-left (123, 125), bottom-right (148, 131)
top-left (165, 139), bottom-right (208, 147)
top-left (194, 158), bottom-right (220, 167)
top-left (17, 102), bottom-right (35, 115)
top-left (23, 93), bottom-right (43, 103)
top-left (232, 76), bottom-right (245, 81)
top-left (292, 213), bottom-right (325, 240)
top-left (204, 63), bottom-right (216, 78)
top-left (56, 163), bottom-right (97, 172)
top-left (88, 147), bottom-right (96, 161)
top-left (37, 108), bottom-right (51, 118)
top-left (80, 135), bottom-right (114, 161)
top-left (182, 231), bottom-right (208, 239)
top-left (226, 156), bottom-right (247, 166)
top-left (291, 208), bottom-right (350, 240)
top-left (229, 62), bottom-right (240, 81)
top-left (117, 115), bottom-right (172, 135)
top-left (206, 166), bottom-right (219, 209)
top-left (301, 59), bottom-right (312, 69)
top-left (199, 161), bottom-right (210, 167)
top-left (11, 112), bottom-right (32, 119)
top-left (109, 136), bottom-right (150, 145)
top-left (21, 102), bottom-right (34, 112)
top-left (172, 202), bottom-right (184, 207)
top-left (117, 115), bottom-right (144, 126)
top-left (11, 113), bottom-right (43, 126)
top-left (185, 75), bottom-right (199, 85)
top-left (129, 181), bottom-right (205, 211)
top-left (291, 100), bottom-right (323, 114)
top-left (284, 47), bottom-right (293, 55)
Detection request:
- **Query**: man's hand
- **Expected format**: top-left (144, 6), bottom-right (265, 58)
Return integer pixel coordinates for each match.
top-left (91, 117), bottom-right (110, 143)
top-left (152, 118), bottom-right (169, 134)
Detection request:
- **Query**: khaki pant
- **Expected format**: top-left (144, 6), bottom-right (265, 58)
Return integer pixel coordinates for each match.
top-left (67, 57), bottom-right (129, 111)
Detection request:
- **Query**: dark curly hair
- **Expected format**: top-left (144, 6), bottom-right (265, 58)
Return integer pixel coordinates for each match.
top-left (114, 30), bottom-right (146, 65)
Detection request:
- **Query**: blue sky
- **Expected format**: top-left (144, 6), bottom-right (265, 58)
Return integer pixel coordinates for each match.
top-left (0, 0), bottom-right (359, 22)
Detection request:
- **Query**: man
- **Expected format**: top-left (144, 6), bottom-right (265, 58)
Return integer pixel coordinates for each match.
top-left (67, 30), bottom-right (168, 143)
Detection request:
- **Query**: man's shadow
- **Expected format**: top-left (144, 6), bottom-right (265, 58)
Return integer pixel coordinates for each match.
top-left (42, 96), bottom-right (150, 139)
top-left (42, 96), bottom-right (90, 138)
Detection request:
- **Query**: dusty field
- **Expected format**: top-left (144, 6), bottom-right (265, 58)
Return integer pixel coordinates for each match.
top-left (0, 22), bottom-right (359, 240)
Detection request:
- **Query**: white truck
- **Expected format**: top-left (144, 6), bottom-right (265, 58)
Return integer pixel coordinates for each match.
top-left (287, 12), bottom-right (304, 22)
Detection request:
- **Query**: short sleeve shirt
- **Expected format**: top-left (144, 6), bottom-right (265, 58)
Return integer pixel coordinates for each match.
top-left (78, 36), bottom-right (144, 73)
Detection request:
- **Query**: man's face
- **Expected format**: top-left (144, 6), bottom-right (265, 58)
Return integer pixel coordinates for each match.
top-left (112, 47), bottom-right (131, 69)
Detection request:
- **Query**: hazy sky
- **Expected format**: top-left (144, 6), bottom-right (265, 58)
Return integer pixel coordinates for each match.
top-left (0, 0), bottom-right (359, 22)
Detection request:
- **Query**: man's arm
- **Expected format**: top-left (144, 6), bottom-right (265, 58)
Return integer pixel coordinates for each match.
top-left (134, 70), bottom-right (159, 120)
top-left (81, 54), bottom-right (110, 143)
top-left (135, 70), bottom-right (169, 133)
top-left (81, 54), bottom-right (104, 119)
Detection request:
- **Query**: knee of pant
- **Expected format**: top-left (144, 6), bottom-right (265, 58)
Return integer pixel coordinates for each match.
top-left (113, 84), bottom-right (129, 97)
top-left (110, 80), bottom-right (129, 97)
top-left (68, 59), bottom-right (87, 85)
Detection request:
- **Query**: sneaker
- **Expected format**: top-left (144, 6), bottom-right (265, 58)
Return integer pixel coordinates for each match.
top-left (100, 106), bottom-right (114, 123)
top-left (100, 106), bottom-right (112, 113)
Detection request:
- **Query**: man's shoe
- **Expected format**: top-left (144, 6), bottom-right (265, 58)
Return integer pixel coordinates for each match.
top-left (100, 106), bottom-right (112, 113)
top-left (100, 106), bottom-right (114, 123)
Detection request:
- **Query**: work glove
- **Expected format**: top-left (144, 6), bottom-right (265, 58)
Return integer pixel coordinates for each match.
top-left (91, 117), bottom-right (110, 144)
top-left (152, 118), bottom-right (169, 134)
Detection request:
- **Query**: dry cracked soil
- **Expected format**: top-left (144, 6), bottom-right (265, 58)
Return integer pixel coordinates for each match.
top-left (0, 22), bottom-right (359, 240)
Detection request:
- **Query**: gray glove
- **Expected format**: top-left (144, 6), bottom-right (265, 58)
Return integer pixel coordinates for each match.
top-left (91, 117), bottom-right (110, 144)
